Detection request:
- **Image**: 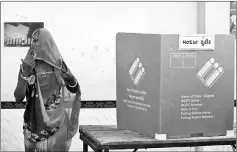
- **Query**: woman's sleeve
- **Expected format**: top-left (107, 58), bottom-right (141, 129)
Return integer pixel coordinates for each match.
top-left (65, 80), bottom-right (80, 94)
top-left (14, 69), bottom-right (27, 102)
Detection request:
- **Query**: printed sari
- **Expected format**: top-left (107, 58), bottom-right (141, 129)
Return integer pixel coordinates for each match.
top-left (14, 28), bottom-right (81, 152)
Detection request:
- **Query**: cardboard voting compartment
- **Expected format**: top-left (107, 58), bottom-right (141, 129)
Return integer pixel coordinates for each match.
top-left (116, 33), bottom-right (235, 139)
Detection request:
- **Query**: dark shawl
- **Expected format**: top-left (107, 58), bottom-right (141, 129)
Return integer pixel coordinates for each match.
top-left (23, 28), bottom-right (81, 140)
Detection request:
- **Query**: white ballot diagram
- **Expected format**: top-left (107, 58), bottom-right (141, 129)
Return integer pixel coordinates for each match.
top-left (197, 58), bottom-right (224, 88)
top-left (129, 58), bottom-right (145, 87)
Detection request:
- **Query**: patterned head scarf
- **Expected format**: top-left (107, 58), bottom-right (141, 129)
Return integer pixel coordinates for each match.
top-left (24, 28), bottom-right (64, 69)
top-left (24, 28), bottom-right (67, 85)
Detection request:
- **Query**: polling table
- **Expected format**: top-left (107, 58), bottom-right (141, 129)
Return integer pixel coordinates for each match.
top-left (79, 125), bottom-right (236, 152)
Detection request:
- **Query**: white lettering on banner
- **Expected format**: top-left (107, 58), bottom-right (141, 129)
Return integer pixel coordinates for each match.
top-left (179, 35), bottom-right (215, 50)
top-left (124, 88), bottom-right (151, 112)
top-left (170, 53), bottom-right (196, 68)
top-left (180, 94), bottom-right (215, 120)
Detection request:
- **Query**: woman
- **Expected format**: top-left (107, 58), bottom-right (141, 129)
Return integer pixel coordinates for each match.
top-left (14, 28), bottom-right (81, 152)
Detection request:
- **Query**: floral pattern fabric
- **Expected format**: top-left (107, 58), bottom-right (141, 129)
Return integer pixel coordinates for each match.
top-left (23, 87), bottom-right (61, 143)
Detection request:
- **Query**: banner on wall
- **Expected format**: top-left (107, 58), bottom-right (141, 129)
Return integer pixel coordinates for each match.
top-left (4, 22), bottom-right (44, 47)
top-left (230, 1), bottom-right (236, 37)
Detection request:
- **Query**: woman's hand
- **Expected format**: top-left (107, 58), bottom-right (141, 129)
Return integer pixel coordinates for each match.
top-left (21, 58), bottom-right (35, 77)
top-left (60, 69), bottom-right (77, 86)
top-left (14, 57), bottom-right (34, 102)
top-left (60, 61), bottom-right (77, 86)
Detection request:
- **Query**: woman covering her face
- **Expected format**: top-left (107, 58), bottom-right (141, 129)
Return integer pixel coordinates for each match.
top-left (14, 28), bottom-right (81, 152)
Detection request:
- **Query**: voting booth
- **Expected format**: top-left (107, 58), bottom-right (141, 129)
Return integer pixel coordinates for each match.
top-left (116, 33), bottom-right (235, 139)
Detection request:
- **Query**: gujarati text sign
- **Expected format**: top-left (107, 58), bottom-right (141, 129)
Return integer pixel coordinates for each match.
top-left (179, 35), bottom-right (215, 50)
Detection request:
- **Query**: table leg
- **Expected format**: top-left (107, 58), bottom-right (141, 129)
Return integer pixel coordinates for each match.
top-left (231, 144), bottom-right (236, 152)
top-left (83, 142), bottom-right (88, 152)
top-left (133, 148), bottom-right (138, 152)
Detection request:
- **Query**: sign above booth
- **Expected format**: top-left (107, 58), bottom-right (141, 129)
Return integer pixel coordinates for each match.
top-left (179, 35), bottom-right (215, 50)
